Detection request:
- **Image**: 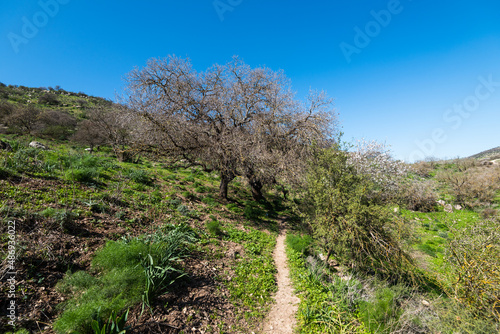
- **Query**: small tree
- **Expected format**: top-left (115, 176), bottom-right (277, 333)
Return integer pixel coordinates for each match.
top-left (38, 110), bottom-right (77, 140)
top-left (6, 104), bottom-right (42, 134)
top-left (85, 106), bottom-right (139, 162)
top-left (38, 92), bottom-right (59, 105)
top-left (71, 119), bottom-right (107, 152)
top-left (301, 145), bottom-right (414, 280)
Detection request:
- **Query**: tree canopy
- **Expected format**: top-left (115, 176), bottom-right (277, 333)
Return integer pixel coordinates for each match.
top-left (125, 56), bottom-right (336, 199)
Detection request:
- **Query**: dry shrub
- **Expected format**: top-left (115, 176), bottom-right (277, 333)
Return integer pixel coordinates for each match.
top-left (411, 161), bottom-right (437, 178)
top-left (446, 219), bottom-right (500, 321)
top-left (398, 179), bottom-right (438, 212)
top-left (437, 166), bottom-right (500, 207)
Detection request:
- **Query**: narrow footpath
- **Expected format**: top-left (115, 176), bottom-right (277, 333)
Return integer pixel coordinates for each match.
top-left (263, 225), bottom-right (300, 333)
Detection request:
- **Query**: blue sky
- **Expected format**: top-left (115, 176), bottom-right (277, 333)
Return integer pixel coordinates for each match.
top-left (1, 0), bottom-right (499, 161)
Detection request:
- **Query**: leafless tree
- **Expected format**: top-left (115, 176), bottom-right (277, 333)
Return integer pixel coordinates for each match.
top-left (6, 104), bottom-right (42, 135)
top-left (125, 56), bottom-right (336, 199)
top-left (37, 109), bottom-right (77, 139)
top-left (71, 119), bottom-right (107, 153)
top-left (85, 105), bottom-right (140, 162)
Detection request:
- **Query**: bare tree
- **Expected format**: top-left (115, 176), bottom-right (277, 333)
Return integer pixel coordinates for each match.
top-left (37, 109), bottom-right (77, 139)
top-left (6, 104), bottom-right (42, 135)
top-left (125, 56), bottom-right (335, 199)
top-left (85, 105), bottom-right (140, 162)
top-left (71, 119), bottom-right (107, 152)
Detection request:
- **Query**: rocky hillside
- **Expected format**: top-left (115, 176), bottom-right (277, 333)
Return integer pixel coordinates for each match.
top-left (469, 146), bottom-right (500, 161)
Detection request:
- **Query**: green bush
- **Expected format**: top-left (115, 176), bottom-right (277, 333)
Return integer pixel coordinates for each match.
top-left (206, 220), bottom-right (223, 236)
top-left (286, 233), bottom-right (313, 254)
top-left (303, 146), bottom-right (414, 280)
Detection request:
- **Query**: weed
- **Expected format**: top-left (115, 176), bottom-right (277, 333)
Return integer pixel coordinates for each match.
top-left (206, 220), bottom-right (223, 236)
top-left (125, 169), bottom-right (153, 186)
top-left (54, 226), bottom-right (196, 333)
top-left (286, 233), bottom-right (313, 254)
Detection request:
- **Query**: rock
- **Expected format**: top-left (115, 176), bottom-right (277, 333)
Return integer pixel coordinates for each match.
top-left (444, 204), bottom-right (453, 213)
top-left (422, 300), bottom-right (430, 307)
top-left (454, 204), bottom-right (462, 211)
top-left (437, 200), bottom-right (446, 206)
top-left (0, 140), bottom-right (12, 151)
top-left (29, 141), bottom-right (49, 150)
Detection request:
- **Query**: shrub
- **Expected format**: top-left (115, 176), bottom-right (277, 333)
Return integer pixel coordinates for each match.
top-left (398, 179), bottom-right (438, 212)
top-left (38, 92), bottom-right (59, 105)
top-left (285, 233), bottom-right (313, 254)
top-left (411, 160), bottom-right (438, 178)
top-left (445, 218), bottom-right (500, 320)
top-left (206, 220), bottom-right (223, 236)
top-left (302, 146), bottom-right (415, 280)
top-left (437, 166), bottom-right (500, 207)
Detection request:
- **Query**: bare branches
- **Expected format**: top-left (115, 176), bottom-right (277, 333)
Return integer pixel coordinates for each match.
top-left (124, 56), bottom-right (336, 199)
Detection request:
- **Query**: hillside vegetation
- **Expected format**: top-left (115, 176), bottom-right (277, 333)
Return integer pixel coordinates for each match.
top-left (1, 73), bottom-right (499, 334)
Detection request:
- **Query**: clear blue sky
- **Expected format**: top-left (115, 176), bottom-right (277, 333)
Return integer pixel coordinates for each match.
top-left (1, 0), bottom-right (499, 161)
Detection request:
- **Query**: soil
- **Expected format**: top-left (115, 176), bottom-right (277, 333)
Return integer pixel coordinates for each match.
top-left (263, 221), bottom-right (300, 334)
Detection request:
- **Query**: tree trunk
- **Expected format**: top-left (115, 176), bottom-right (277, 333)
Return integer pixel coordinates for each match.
top-left (248, 175), bottom-right (264, 201)
top-left (219, 171), bottom-right (235, 200)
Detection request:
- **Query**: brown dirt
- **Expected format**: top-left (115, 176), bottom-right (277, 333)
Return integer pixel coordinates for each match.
top-left (263, 223), bottom-right (300, 334)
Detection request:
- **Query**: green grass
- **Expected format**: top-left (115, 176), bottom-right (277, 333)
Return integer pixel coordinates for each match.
top-left (224, 225), bottom-right (277, 322)
top-left (285, 233), bottom-right (366, 334)
top-left (53, 224), bottom-right (196, 333)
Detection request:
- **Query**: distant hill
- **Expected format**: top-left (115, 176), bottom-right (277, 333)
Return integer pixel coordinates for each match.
top-left (469, 146), bottom-right (500, 160)
top-left (0, 83), bottom-right (112, 118)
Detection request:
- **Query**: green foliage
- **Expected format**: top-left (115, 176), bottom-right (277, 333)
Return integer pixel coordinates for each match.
top-left (65, 167), bottom-right (98, 183)
top-left (91, 309), bottom-right (130, 334)
top-left (226, 203), bottom-right (242, 214)
top-left (285, 238), bottom-right (365, 333)
top-left (206, 220), bottom-right (223, 236)
top-left (303, 147), bottom-right (414, 280)
top-left (124, 168), bottom-right (153, 185)
top-left (177, 204), bottom-right (191, 216)
top-left (224, 226), bottom-right (277, 320)
top-left (41, 207), bottom-right (56, 217)
top-left (358, 287), bottom-right (402, 333)
top-left (243, 200), bottom-right (265, 220)
top-left (54, 225), bottom-right (196, 333)
top-left (286, 233), bottom-right (313, 254)
top-left (445, 218), bottom-right (500, 320)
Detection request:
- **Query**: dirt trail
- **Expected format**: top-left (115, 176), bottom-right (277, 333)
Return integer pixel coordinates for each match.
top-left (263, 225), bottom-right (300, 333)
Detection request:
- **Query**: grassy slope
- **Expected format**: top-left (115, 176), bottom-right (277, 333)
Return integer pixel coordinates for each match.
top-left (0, 135), bottom-right (285, 333)
top-left (0, 84), bottom-right (112, 117)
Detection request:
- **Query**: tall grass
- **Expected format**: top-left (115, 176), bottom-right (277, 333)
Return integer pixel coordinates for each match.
top-left (54, 224), bottom-right (197, 333)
